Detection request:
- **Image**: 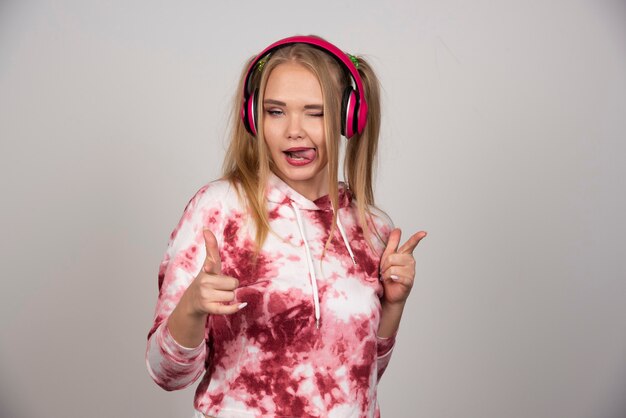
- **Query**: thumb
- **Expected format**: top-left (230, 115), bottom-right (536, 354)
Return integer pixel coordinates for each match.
top-left (381, 228), bottom-right (401, 263)
top-left (202, 228), bottom-right (222, 274)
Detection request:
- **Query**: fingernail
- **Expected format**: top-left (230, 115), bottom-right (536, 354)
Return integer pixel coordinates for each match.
top-left (391, 275), bottom-right (399, 281)
top-left (238, 302), bottom-right (248, 309)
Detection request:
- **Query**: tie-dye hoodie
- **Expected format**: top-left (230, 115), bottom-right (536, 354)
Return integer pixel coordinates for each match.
top-left (146, 172), bottom-right (396, 418)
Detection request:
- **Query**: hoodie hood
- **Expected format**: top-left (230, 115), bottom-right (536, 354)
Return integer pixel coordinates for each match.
top-left (266, 171), bottom-right (352, 211)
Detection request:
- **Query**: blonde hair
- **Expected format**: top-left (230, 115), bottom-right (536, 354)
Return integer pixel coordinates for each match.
top-left (222, 38), bottom-right (384, 255)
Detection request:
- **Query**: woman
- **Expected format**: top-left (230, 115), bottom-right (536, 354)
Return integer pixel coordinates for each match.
top-left (146, 35), bottom-right (426, 418)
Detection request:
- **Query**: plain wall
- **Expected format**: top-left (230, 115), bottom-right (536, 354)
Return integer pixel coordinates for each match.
top-left (1, 0), bottom-right (625, 417)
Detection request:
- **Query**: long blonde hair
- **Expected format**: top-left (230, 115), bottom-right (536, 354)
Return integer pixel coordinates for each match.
top-left (222, 37), bottom-right (383, 254)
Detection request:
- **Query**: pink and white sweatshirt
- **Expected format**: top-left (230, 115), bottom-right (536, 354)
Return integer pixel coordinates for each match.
top-left (146, 172), bottom-right (396, 418)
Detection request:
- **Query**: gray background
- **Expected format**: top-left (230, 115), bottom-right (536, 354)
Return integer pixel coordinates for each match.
top-left (1, 0), bottom-right (625, 417)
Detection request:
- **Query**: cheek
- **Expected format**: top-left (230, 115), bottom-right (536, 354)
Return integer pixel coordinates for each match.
top-left (263, 125), bottom-right (281, 153)
top-left (315, 135), bottom-right (327, 160)
top-left (317, 143), bottom-right (327, 161)
top-left (310, 124), bottom-right (326, 153)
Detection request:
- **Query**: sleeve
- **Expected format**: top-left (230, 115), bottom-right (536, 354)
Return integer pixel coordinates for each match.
top-left (376, 332), bottom-right (397, 381)
top-left (145, 182), bottom-right (228, 391)
top-left (369, 206), bottom-right (398, 382)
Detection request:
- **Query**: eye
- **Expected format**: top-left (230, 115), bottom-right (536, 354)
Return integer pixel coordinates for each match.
top-left (308, 112), bottom-right (324, 118)
top-left (265, 108), bottom-right (283, 116)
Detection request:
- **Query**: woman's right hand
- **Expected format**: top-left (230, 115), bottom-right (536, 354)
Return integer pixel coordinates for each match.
top-left (183, 228), bottom-right (246, 316)
top-left (167, 228), bottom-right (245, 348)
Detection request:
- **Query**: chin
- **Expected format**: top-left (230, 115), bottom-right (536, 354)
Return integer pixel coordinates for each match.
top-left (282, 167), bottom-right (319, 182)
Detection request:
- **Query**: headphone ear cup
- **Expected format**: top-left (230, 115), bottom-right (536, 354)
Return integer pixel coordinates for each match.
top-left (341, 88), bottom-right (358, 138)
top-left (243, 89), bottom-right (259, 136)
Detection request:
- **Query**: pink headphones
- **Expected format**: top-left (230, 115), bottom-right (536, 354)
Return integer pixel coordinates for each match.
top-left (241, 36), bottom-right (369, 139)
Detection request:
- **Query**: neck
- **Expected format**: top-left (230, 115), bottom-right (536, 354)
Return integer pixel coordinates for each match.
top-left (273, 170), bottom-right (329, 201)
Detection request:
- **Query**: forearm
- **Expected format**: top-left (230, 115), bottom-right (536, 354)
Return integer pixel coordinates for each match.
top-left (378, 300), bottom-right (406, 338)
top-left (167, 291), bottom-right (208, 348)
top-left (146, 294), bottom-right (208, 391)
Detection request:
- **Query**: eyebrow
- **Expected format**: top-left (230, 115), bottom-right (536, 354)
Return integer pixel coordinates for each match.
top-left (263, 99), bottom-right (323, 110)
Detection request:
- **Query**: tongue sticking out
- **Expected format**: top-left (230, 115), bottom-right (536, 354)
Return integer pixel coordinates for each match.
top-left (287, 149), bottom-right (316, 161)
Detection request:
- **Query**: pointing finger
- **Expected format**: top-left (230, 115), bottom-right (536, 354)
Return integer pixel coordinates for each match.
top-left (381, 228), bottom-right (402, 264)
top-left (398, 231), bottom-right (427, 255)
top-left (203, 228), bottom-right (222, 274)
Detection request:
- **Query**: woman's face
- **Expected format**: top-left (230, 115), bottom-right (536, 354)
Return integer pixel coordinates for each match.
top-left (262, 62), bottom-right (328, 200)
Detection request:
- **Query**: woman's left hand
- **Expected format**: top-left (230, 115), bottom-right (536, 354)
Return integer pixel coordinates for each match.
top-left (379, 228), bottom-right (427, 305)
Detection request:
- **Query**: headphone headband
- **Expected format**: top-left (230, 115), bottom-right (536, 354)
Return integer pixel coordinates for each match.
top-left (241, 36), bottom-right (369, 138)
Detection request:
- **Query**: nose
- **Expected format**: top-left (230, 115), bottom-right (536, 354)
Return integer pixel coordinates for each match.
top-left (286, 113), bottom-right (305, 140)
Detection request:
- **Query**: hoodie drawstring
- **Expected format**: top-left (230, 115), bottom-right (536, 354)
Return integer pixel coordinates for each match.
top-left (291, 202), bottom-right (321, 328)
top-left (290, 202), bottom-right (357, 329)
top-left (335, 214), bottom-right (357, 266)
